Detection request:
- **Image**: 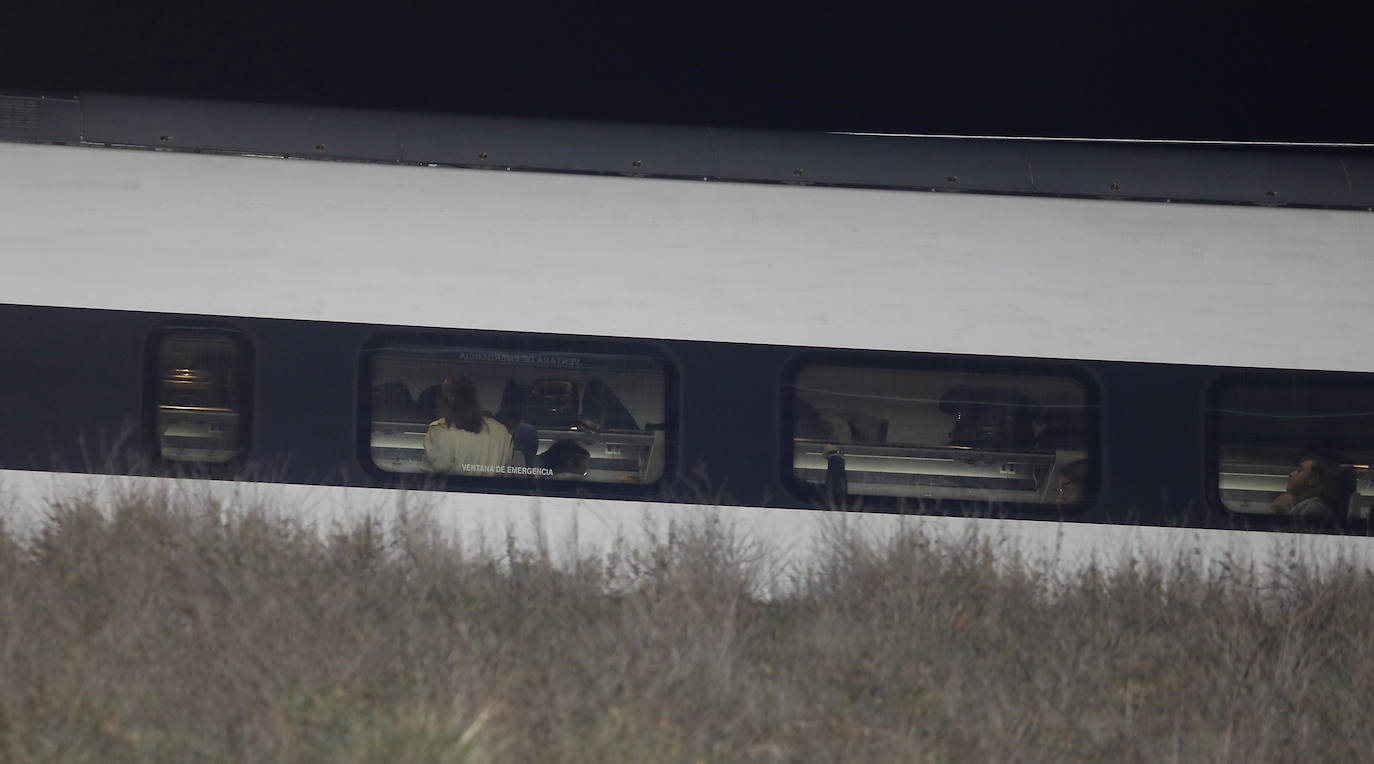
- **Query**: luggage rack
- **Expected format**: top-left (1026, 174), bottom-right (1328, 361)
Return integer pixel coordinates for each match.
top-left (793, 440), bottom-right (1062, 503)
top-left (157, 405), bottom-right (240, 463)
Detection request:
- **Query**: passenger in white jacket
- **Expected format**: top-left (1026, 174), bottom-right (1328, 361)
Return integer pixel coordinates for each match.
top-left (421, 376), bottom-right (514, 476)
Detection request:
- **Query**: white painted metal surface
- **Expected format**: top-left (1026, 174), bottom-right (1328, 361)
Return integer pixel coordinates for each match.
top-left (3, 142), bottom-right (1371, 372)
top-left (5, 468), bottom-right (1370, 585)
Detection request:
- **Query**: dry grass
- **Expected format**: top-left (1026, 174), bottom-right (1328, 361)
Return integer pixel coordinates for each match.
top-left (2, 488), bottom-right (1374, 762)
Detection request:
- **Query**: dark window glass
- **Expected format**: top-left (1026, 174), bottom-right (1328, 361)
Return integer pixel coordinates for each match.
top-left (366, 344), bottom-right (668, 484)
top-left (790, 363), bottom-right (1097, 508)
top-left (151, 330), bottom-right (250, 464)
top-left (1212, 372), bottom-right (1374, 521)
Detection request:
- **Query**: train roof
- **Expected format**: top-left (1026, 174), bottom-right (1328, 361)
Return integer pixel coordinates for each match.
top-left (2, 90), bottom-right (1372, 211)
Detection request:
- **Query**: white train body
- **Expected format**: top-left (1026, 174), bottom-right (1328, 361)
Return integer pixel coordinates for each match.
top-left (2, 92), bottom-right (1373, 578)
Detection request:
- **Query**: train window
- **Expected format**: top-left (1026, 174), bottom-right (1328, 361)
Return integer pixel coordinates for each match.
top-left (788, 361), bottom-right (1098, 510)
top-left (147, 329), bottom-right (252, 464)
top-left (364, 343), bottom-right (669, 485)
top-left (1211, 372), bottom-right (1374, 521)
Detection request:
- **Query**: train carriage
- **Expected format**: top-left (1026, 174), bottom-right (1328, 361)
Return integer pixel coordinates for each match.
top-left (3, 91), bottom-right (1374, 568)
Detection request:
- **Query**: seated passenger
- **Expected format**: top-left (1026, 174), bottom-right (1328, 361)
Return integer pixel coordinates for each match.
top-left (539, 439), bottom-right (591, 480)
top-left (939, 385), bottom-right (1039, 449)
top-left (582, 377), bottom-right (639, 431)
top-left (421, 376), bottom-right (514, 476)
top-left (1056, 459), bottom-right (1091, 505)
top-left (1272, 455), bottom-right (1335, 517)
top-left (493, 406), bottom-right (539, 468)
top-left (794, 399), bottom-right (854, 443)
top-left (511, 422), bottom-right (539, 468)
top-left (416, 383), bottom-right (444, 421)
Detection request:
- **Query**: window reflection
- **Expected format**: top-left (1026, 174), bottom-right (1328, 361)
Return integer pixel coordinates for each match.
top-left (153, 331), bottom-right (248, 464)
top-left (367, 346), bottom-right (667, 484)
top-left (1213, 373), bottom-right (1374, 521)
top-left (791, 364), bottom-right (1096, 508)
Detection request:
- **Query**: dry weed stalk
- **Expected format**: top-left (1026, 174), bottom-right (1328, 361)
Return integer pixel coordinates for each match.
top-left (1, 487), bottom-right (1372, 761)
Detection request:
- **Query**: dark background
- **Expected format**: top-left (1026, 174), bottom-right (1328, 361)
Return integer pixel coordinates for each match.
top-left (2, 5), bottom-right (1369, 141)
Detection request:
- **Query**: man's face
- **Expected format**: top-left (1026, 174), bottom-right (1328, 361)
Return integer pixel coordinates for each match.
top-left (1287, 459), bottom-right (1318, 494)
